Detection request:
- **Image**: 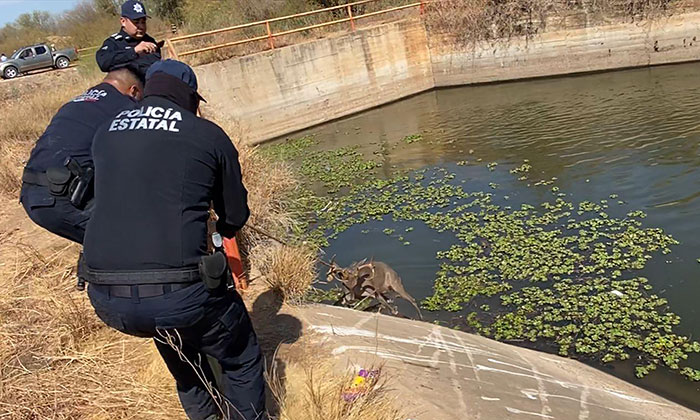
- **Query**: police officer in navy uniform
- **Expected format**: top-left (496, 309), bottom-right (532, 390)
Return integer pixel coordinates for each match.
top-left (82, 60), bottom-right (265, 420)
top-left (97, 0), bottom-right (161, 79)
top-left (20, 69), bottom-right (143, 244)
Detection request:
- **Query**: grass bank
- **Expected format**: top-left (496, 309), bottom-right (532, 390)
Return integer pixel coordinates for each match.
top-left (0, 73), bottom-right (402, 419)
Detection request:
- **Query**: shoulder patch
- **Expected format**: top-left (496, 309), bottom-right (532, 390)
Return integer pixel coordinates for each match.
top-left (101, 45), bottom-right (109, 50)
top-left (72, 89), bottom-right (108, 103)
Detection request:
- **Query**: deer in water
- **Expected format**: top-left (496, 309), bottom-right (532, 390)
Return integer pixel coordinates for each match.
top-left (325, 258), bottom-right (423, 320)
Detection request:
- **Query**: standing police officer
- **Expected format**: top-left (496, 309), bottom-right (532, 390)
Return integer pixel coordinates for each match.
top-left (20, 69), bottom-right (143, 244)
top-left (97, 0), bottom-right (161, 79)
top-left (82, 60), bottom-right (264, 420)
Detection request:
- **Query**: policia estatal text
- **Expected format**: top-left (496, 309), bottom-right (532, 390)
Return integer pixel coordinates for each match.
top-left (81, 60), bottom-right (265, 420)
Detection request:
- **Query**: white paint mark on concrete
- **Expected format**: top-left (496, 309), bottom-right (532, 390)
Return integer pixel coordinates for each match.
top-left (449, 328), bottom-right (483, 419)
top-left (316, 312), bottom-right (342, 319)
top-left (606, 390), bottom-right (670, 405)
top-left (539, 356), bottom-right (569, 365)
top-left (519, 355), bottom-right (553, 418)
top-left (488, 358), bottom-right (554, 378)
top-left (522, 389), bottom-right (539, 400)
top-left (519, 388), bottom-right (640, 415)
top-left (475, 365), bottom-right (668, 410)
top-left (431, 326), bottom-right (470, 416)
top-left (309, 325), bottom-right (505, 359)
top-left (579, 386), bottom-right (590, 420)
top-left (505, 407), bottom-right (554, 418)
top-left (362, 349), bottom-right (476, 370)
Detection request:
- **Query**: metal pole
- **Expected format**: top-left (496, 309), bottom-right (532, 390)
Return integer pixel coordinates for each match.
top-left (347, 5), bottom-right (355, 31)
top-left (166, 39), bottom-right (179, 60)
top-left (266, 21), bottom-right (275, 49)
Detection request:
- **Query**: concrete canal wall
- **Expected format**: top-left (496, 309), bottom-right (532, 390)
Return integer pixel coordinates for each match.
top-left (286, 304), bottom-right (700, 420)
top-left (197, 11), bottom-right (700, 144)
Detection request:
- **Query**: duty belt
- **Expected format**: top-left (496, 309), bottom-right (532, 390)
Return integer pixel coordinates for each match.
top-left (78, 260), bottom-right (201, 286)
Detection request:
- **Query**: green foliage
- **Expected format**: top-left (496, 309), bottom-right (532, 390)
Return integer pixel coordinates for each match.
top-left (262, 137), bottom-right (700, 382)
top-left (261, 136), bottom-right (316, 161)
top-left (402, 134), bottom-right (423, 144)
top-left (305, 286), bottom-right (344, 303)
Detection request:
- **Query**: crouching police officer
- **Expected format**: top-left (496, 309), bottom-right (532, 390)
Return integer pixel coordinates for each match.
top-left (20, 69), bottom-right (143, 243)
top-left (97, 0), bottom-right (162, 79)
top-left (81, 60), bottom-right (264, 420)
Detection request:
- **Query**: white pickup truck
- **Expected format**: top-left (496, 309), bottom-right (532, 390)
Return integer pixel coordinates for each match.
top-left (1, 43), bottom-right (79, 79)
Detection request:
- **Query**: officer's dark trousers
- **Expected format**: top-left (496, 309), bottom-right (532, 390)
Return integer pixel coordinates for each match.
top-left (88, 282), bottom-right (265, 420)
top-left (19, 184), bottom-right (91, 244)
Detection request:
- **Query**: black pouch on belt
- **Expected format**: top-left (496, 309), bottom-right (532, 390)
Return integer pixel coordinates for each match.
top-left (45, 167), bottom-right (74, 196)
top-left (199, 251), bottom-right (229, 295)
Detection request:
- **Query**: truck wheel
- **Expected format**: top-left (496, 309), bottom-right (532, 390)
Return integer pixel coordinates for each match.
top-left (55, 57), bottom-right (70, 69)
top-left (3, 66), bottom-right (18, 79)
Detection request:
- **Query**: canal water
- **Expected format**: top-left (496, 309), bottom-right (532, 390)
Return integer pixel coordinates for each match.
top-left (288, 63), bottom-right (700, 409)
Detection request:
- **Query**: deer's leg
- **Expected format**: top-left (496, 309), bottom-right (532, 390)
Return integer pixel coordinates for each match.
top-left (374, 292), bottom-right (398, 315)
top-left (334, 285), bottom-right (354, 306)
top-left (391, 284), bottom-right (424, 320)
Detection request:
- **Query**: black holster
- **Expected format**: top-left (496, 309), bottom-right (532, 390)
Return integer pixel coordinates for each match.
top-left (199, 251), bottom-right (230, 295)
top-left (64, 158), bottom-right (93, 210)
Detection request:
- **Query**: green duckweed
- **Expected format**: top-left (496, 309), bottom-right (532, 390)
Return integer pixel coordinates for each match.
top-left (263, 137), bottom-right (700, 382)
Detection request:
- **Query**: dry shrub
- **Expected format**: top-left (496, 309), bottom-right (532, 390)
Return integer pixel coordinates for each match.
top-left (237, 144), bottom-right (298, 239)
top-left (199, 112), bottom-right (301, 253)
top-left (0, 228), bottom-right (183, 419)
top-left (268, 355), bottom-right (403, 420)
top-left (0, 72), bottom-right (101, 197)
top-left (250, 243), bottom-right (317, 302)
top-left (425, 0), bottom-right (675, 45)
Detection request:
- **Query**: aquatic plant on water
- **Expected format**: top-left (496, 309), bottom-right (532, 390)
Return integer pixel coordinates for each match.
top-left (262, 136), bottom-right (700, 381)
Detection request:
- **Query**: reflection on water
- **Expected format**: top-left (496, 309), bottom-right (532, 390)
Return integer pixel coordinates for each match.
top-left (290, 63), bottom-right (700, 409)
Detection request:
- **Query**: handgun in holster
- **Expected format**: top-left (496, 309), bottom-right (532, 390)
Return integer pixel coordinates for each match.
top-left (199, 232), bottom-right (232, 295)
top-left (64, 158), bottom-right (93, 210)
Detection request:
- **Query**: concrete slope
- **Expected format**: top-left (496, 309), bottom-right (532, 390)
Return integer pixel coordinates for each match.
top-left (289, 304), bottom-right (699, 420)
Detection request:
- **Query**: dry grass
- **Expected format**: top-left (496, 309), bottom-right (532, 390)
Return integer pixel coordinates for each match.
top-left (268, 352), bottom-right (403, 420)
top-left (0, 223), bottom-right (184, 419)
top-left (0, 70), bottom-right (101, 197)
top-left (250, 243), bottom-right (318, 303)
top-left (425, 0), bottom-right (676, 46)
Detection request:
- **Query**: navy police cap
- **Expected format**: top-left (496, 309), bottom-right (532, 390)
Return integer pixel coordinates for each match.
top-left (121, 0), bottom-right (149, 20)
top-left (146, 59), bottom-right (207, 102)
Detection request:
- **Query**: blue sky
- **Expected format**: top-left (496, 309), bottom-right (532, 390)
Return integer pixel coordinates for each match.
top-left (0, 0), bottom-right (82, 26)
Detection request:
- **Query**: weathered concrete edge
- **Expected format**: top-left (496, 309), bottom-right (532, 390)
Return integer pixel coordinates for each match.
top-left (286, 304), bottom-right (700, 420)
top-left (198, 12), bottom-right (700, 145)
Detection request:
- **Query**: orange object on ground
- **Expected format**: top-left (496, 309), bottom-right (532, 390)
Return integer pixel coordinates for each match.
top-left (223, 237), bottom-right (248, 290)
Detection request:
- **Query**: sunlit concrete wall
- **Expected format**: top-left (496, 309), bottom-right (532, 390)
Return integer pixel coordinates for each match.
top-left (197, 19), bottom-right (433, 144)
top-left (431, 12), bottom-right (700, 86)
top-left (197, 13), bottom-right (700, 144)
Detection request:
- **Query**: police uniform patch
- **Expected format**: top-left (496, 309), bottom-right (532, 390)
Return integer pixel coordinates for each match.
top-left (133, 3), bottom-right (144, 13)
top-left (73, 89), bottom-right (108, 103)
top-left (109, 106), bottom-right (183, 133)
